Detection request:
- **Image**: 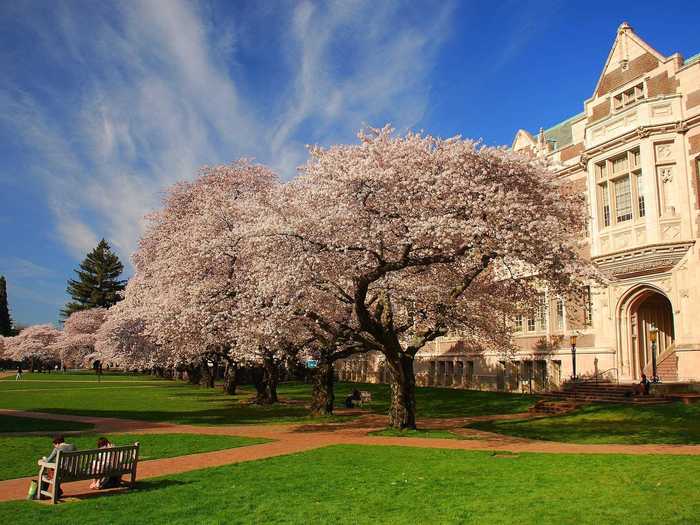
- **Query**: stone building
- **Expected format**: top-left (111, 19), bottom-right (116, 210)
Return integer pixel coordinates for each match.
top-left (336, 23), bottom-right (700, 392)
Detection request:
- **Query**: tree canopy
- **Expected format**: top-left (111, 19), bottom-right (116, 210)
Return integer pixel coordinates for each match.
top-left (0, 276), bottom-right (14, 336)
top-left (62, 239), bottom-right (126, 318)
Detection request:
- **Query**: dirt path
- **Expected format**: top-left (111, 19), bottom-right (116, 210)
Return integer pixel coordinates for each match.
top-left (2, 408), bottom-right (700, 503)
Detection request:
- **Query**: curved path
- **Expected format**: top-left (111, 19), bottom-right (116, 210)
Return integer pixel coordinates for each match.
top-left (2, 408), bottom-right (700, 503)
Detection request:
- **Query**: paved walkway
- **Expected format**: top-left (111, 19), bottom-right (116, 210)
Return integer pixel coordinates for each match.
top-left (2, 408), bottom-right (700, 503)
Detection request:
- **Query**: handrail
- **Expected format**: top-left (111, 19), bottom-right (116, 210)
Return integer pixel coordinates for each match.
top-left (572, 367), bottom-right (619, 385)
top-left (643, 344), bottom-right (676, 378)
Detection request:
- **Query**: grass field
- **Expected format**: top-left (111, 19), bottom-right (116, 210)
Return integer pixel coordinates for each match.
top-left (469, 402), bottom-right (700, 444)
top-left (0, 433), bottom-right (269, 481)
top-left (0, 374), bottom-right (539, 425)
top-left (1, 445), bottom-right (698, 524)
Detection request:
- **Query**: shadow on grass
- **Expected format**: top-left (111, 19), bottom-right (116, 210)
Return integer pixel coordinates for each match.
top-left (4, 381), bottom-right (540, 428)
top-left (64, 479), bottom-right (192, 503)
top-left (468, 401), bottom-right (700, 444)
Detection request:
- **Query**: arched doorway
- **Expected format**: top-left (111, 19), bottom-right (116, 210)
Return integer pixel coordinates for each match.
top-left (620, 286), bottom-right (675, 380)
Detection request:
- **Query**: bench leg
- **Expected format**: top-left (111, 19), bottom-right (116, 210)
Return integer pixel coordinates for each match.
top-left (52, 471), bottom-right (60, 504)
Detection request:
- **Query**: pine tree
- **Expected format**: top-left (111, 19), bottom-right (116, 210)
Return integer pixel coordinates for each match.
top-left (61, 239), bottom-right (126, 318)
top-left (0, 276), bottom-right (13, 336)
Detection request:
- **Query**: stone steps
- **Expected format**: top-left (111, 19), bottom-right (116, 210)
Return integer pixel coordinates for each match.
top-left (542, 381), bottom-right (672, 405)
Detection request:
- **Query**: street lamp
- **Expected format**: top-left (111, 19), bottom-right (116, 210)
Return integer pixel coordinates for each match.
top-left (649, 324), bottom-right (659, 383)
top-left (570, 333), bottom-right (578, 381)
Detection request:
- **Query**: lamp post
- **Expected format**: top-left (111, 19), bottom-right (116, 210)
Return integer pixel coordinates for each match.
top-left (570, 333), bottom-right (578, 381)
top-left (649, 323), bottom-right (659, 383)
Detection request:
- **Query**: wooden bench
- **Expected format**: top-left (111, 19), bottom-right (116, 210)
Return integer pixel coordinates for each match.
top-left (37, 443), bottom-right (140, 504)
top-left (353, 390), bottom-right (372, 407)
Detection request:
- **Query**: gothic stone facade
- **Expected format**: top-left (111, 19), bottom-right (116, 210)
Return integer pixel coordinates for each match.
top-left (337, 23), bottom-right (700, 392)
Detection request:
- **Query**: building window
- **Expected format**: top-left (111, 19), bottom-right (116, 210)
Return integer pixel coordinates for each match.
top-left (514, 315), bottom-right (523, 333)
top-left (556, 298), bottom-right (564, 330)
top-left (614, 176), bottom-right (633, 222)
top-left (612, 154), bottom-right (628, 174)
top-left (696, 158), bottom-right (700, 206)
top-left (527, 317), bottom-right (536, 332)
top-left (596, 148), bottom-right (642, 229)
top-left (600, 182), bottom-right (611, 227)
top-left (583, 286), bottom-right (593, 327)
top-left (537, 293), bottom-right (547, 331)
top-left (613, 83), bottom-right (644, 111)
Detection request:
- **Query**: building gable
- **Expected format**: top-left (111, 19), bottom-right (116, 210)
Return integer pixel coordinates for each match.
top-left (593, 22), bottom-right (665, 98)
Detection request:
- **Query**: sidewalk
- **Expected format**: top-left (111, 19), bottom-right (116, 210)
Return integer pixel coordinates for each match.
top-left (2, 408), bottom-right (700, 503)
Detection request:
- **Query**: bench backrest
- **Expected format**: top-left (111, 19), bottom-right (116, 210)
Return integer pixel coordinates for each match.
top-left (56, 443), bottom-right (139, 482)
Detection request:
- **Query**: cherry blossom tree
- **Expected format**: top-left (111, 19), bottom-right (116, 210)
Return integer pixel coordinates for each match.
top-left (245, 205), bottom-right (375, 414)
top-left (109, 161), bottom-right (293, 398)
top-left (94, 299), bottom-right (165, 371)
top-left (4, 324), bottom-right (62, 370)
top-left (275, 126), bottom-right (594, 428)
top-left (53, 308), bottom-right (107, 368)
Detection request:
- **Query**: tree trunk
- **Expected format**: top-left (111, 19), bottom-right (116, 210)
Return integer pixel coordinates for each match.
top-left (200, 360), bottom-right (215, 388)
top-left (223, 362), bottom-right (237, 395)
top-left (252, 357), bottom-right (279, 404)
top-left (186, 364), bottom-right (202, 385)
top-left (387, 353), bottom-right (417, 429)
top-left (310, 361), bottom-right (335, 416)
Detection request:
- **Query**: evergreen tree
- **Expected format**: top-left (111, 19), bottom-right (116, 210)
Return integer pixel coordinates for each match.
top-left (61, 239), bottom-right (126, 318)
top-left (0, 276), bottom-right (13, 336)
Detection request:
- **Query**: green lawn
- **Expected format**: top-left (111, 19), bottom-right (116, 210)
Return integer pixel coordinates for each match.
top-left (0, 433), bottom-right (269, 481)
top-left (1, 445), bottom-right (699, 524)
top-left (11, 372), bottom-right (166, 382)
top-left (1, 375), bottom-right (330, 425)
top-left (333, 382), bottom-right (538, 418)
top-left (0, 375), bottom-right (538, 425)
top-left (0, 415), bottom-right (93, 433)
top-left (470, 402), bottom-right (700, 444)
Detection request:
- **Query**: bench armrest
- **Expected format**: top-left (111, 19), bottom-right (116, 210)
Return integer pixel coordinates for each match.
top-left (38, 459), bottom-right (57, 468)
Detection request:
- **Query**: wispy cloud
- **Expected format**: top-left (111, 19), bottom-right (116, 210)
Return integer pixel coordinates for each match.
top-left (0, 0), bottom-right (454, 262)
top-left (490, 0), bottom-right (561, 72)
top-left (0, 257), bottom-right (54, 279)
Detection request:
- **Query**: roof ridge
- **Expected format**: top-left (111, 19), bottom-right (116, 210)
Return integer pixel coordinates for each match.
top-left (543, 111), bottom-right (586, 134)
top-left (684, 51), bottom-right (700, 65)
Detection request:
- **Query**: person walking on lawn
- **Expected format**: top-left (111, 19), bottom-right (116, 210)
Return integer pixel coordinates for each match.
top-left (15, 364), bottom-right (22, 381)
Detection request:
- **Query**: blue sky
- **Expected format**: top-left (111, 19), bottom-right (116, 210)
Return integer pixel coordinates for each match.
top-left (1, 0), bottom-right (699, 326)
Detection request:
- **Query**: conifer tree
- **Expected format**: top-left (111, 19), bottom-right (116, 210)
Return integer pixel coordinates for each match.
top-left (0, 276), bottom-right (13, 336)
top-left (61, 239), bottom-right (126, 318)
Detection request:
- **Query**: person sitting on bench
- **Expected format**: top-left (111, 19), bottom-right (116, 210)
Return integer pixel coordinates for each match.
top-left (89, 437), bottom-right (123, 490)
top-left (344, 389), bottom-right (361, 408)
top-left (39, 435), bottom-right (76, 496)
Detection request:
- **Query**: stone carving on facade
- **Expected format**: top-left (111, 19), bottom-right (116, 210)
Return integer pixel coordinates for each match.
top-left (674, 120), bottom-right (689, 134)
top-left (655, 143), bottom-right (673, 161)
top-left (659, 165), bottom-right (674, 182)
top-left (593, 241), bottom-right (694, 280)
top-left (661, 223), bottom-right (680, 240)
top-left (635, 126), bottom-right (650, 139)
